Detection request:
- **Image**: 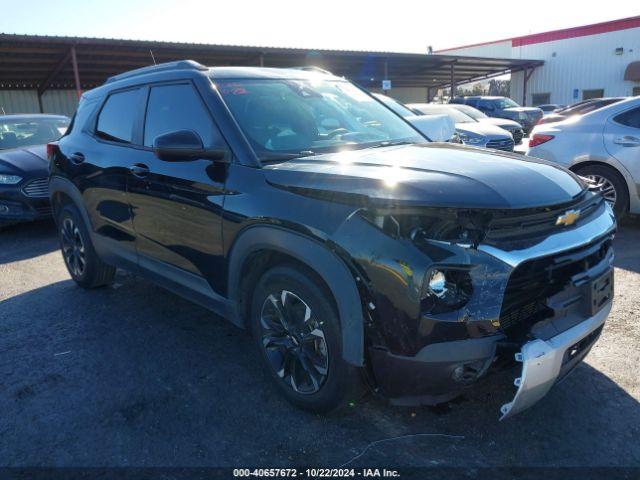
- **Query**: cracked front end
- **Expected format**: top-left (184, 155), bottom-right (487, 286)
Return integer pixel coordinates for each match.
top-left (331, 191), bottom-right (616, 417)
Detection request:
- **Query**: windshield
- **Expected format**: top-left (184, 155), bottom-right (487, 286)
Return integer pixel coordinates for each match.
top-left (495, 98), bottom-right (520, 109)
top-left (373, 94), bottom-right (417, 118)
top-left (454, 105), bottom-right (487, 120)
top-left (215, 78), bottom-right (424, 159)
top-left (0, 116), bottom-right (69, 150)
top-left (413, 105), bottom-right (476, 123)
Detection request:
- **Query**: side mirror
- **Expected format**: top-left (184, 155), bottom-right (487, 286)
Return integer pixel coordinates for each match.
top-left (152, 130), bottom-right (227, 162)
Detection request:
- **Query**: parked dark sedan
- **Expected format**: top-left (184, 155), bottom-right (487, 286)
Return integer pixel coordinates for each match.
top-left (0, 114), bottom-right (70, 227)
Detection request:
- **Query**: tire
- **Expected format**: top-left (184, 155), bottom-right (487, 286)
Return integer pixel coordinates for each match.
top-left (57, 203), bottom-right (116, 288)
top-left (249, 264), bottom-right (362, 413)
top-left (574, 164), bottom-right (629, 219)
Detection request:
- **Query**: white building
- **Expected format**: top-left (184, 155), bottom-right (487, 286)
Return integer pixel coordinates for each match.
top-left (437, 16), bottom-right (640, 106)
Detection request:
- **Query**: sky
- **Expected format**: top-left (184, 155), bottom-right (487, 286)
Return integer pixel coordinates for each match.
top-left (0, 0), bottom-right (638, 53)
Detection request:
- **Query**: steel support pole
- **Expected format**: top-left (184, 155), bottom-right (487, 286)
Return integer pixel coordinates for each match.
top-left (450, 63), bottom-right (456, 100)
top-left (70, 46), bottom-right (82, 99)
top-left (384, 59), bottom-right (389, 92)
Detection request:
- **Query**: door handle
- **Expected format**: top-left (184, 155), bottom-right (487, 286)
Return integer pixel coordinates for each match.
top-left (69, 152), bottom-right (85, 164)
top-left (129, 163), bottom-right (150, 178)
top-left (613, 136), bottom-right (640, 147)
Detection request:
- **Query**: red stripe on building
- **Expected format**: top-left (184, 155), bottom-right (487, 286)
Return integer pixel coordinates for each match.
top-left (512, 16), bottom-right (640, 47)
top-left (435, 15), bottom-right (640, 53)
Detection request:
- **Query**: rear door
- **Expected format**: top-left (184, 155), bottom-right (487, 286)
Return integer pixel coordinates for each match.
top-left (127, 81), bottom-right (229, 295)
top-left (604, 106), bottom-right (640, 182)
top-left (66, 87), bottom-right (145, 268)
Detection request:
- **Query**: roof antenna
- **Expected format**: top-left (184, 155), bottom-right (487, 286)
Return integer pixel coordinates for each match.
top-left (149, 49), bottom-right (157, 65)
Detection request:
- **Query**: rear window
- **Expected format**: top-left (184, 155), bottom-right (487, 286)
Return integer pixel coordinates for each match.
top-left (614, 107), bottom-right (640, 129)
top-left (96, 89), bottom-right (142, 143)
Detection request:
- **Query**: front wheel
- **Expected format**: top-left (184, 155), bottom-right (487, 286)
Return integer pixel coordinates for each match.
top-left (58, 204), bottom-right (116, 288)
top-left (250, 265), bottom-right (361, 413)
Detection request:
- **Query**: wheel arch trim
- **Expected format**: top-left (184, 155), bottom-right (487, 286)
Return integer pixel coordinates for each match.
top-left (227, 225), bottom-right (364, 366)
top-left (49, 176), bottom-right (94, 231)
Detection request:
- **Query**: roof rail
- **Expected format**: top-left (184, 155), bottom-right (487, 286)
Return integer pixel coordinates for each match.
top-left (106, 60), bottom-right (208, 84)
top-left (289, 66), bottom-right (334, 75)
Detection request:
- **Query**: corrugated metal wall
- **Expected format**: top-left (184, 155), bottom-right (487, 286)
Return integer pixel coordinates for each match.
top-left (440, 28), bottom-right (640, 107)
top-left (0, 90), bottom-right (78, 116)
top-left (511, 27), bottom-right (640, 106)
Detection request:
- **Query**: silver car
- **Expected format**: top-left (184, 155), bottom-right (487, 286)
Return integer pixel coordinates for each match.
top-left (448, 103), bottom-right (525, 145)
top-left (527, 96), bottom-right (640, 218)
top-left (407, 103), bottom-right (516, 152)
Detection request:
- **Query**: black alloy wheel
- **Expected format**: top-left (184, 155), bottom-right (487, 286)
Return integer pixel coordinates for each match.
top-left (260, 289), bottom-right (329, 394)
top-left (250, 265), bottom-right (362, 413)
top-left (60, 216), bottom-right (87, 278)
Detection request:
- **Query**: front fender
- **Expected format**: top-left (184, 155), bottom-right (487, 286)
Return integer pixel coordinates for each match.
top-left (227, 225), bottom-right (365, 366)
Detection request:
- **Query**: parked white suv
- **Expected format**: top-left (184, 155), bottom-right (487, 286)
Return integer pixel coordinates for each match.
top-left (527, 96), bottom-right (640, 218)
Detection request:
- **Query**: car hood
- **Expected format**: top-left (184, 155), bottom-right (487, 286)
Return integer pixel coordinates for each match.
top-left (480, 117), bottom-right (522, 129)
top-left (263, 143), bottom-right (584, 209)
top-left (0, 145), bottom-right (48, 175)
top-left (455, 122), bottom-right (511, 138)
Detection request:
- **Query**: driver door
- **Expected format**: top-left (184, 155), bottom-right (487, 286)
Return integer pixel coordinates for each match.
top-left (127, 82), bottom-right (229, 295)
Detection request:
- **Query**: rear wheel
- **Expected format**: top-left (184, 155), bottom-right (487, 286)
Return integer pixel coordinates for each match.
top-left (58, 204), bottom-right (116, 288)
top-left (575, 164), bottom-right (629, 219)
top-left (250, 265), bottom-right (361, 413)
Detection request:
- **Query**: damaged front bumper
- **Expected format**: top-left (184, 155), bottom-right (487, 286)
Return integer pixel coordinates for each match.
top-left (357, 201), bottom-right (616, 417)
top-left (500, 299), bottom-right (611, 420)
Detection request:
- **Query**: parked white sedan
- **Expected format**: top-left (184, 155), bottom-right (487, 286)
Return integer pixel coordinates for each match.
top-left (527, 96), bottom-right (640, 218)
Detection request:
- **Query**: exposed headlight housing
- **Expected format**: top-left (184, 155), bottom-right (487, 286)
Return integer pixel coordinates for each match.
top-left (421, 267), bottom-right (473, 313)
top-left (458, 132), bottom-right (484, 145)
top-left (363, 209), bottom-right (489, 246)
top-left (362, 209), bottom-right (484, 314)
top-left (0, 174), bottom-right (22, 184)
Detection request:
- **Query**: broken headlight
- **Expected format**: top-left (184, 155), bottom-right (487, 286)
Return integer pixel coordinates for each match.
top-left (421, 267), bottom-right (473, 314)
top-left (363, 209), bottom-right (489, 246)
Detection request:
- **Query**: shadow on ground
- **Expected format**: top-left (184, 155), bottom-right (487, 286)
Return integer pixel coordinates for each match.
top-left (0, 220), bottom-right (58, 264)
top-left (1, 270), bottom-right (638, 467)
top-left (614, 216), bottom-right (640, 274)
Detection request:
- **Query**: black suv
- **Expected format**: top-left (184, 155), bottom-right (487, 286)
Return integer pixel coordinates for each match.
top-left (450, 96), bottom-right (543, 134)
top-left (49, 61), bottom-right (615, 418)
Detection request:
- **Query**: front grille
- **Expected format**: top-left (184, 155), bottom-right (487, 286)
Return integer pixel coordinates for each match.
top-left (485, 192), bottom-right (603, 243)
top-left (499, 236), bottom-right (613, 335)
top-left (486, 138), bottom-right (515, 151)
top-left (22, 178), bottom-right (49, 198)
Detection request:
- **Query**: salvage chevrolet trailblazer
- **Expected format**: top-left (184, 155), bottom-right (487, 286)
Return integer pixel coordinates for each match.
top-left (48, 61), bottom-right (615, 418)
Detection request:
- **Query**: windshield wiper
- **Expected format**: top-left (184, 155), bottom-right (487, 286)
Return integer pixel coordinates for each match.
top-left (365, 140), bottom-right (415, 149)
top-left (259, 151), bottom-right (318, 163)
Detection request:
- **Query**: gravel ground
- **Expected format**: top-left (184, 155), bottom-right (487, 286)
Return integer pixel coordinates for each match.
top-left (0, 218), bottom-right (638, 469)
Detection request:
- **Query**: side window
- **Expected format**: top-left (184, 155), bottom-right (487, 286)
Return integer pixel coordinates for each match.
top-left (614, 107), bottom-right (640, 129)
top-left (478, 100), bottom-right (494, 111)
top-left (466, 98), bottom-right (479, 108)
top-left (96, 89), bottom-right (141, 143)
top-left (143, 84), bottom-right (223, 148)
top-left (68, 98), bottom-right (98, 135)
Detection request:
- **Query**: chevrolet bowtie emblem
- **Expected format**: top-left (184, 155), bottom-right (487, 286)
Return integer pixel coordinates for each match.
top-left (556, 209), bottom-right (581, 226)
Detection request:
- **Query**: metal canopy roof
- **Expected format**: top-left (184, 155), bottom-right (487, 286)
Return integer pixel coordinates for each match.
top-left (0, 33), bottom-right (543, 93)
